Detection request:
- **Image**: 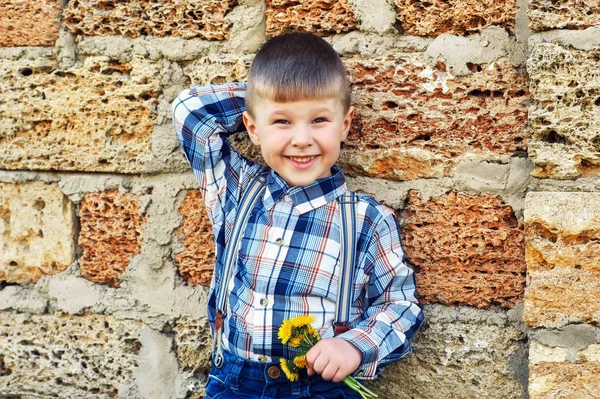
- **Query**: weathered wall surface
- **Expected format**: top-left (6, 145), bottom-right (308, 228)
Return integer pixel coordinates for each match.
top-left (1, 0), bottom-right (598, 398)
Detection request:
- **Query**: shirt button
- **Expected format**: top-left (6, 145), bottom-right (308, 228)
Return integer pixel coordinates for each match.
top-left (275, 238), bottom-right (284, 247)
top-left (258, 355), bottom-right (267, 362)
top-left (260, 298), bottom-right (269, 306)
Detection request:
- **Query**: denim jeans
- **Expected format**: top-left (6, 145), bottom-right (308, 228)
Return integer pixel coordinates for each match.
top-left (205, 350), bottom-right (364, 399)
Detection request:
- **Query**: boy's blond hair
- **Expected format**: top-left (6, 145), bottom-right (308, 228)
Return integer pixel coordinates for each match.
top-left (245, 33), bottom-right (351, 118)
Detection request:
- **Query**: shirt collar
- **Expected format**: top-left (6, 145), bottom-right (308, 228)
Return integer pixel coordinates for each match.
top-left (262, 166), bottom-right (347, 215)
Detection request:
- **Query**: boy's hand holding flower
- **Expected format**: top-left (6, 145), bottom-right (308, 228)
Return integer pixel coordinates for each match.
top-left (278, 316), bottom-right (378, 398)
top-left (306, 338), bottom-right (362, 383)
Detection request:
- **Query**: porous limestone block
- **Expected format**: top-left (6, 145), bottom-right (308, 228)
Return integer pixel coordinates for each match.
top-left (265, 0), bottom-right (358, 36)
top-left (173, 316), bottom-right (213, 375)
top-left (0, 182), bottom-right (75, 284)
top-left (174, 190), bottom-right (215, 287)
top-left (524, 192), bottom-right (600, 328)
top-left (394, 0), bottom-right (516, 37)
top-left (0, 0), bottom-right (61, 47)
top-left (402, 191), bottom-right (526, 308)
top-left (529, 342), bottom-right (600, 399)
top-left (371, 305), bottom-right (528, 399)
top-left (529, 0), bottom-right (600, 31)
top-left (79, 191), bottom-right (146, 287)
top-left (183, 55), bottom-right (254, 87)
top-left (0, 312), bottom-right (145, 398)
top-left (63, 0), bottom-right (237, 40)
top-left (0, 56), bottom-right (159, 173)
top-left (527, 43), bottom-right (600, 179)
top-left (342, 54), bottom-right (529, 180)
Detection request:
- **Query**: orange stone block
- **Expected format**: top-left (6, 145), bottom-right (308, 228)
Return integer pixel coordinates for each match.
top-left (78, 191), bottom-right (146, 287)
top-left (63, 0), bottom-right (237, 40)
top-left (402, 191), bottom-right (526, 308)
top-left (174, 190), bottom-right (215, 286)
top-left (265, 0), bottom-right (358, 36)
top-left (394, 0), bottom-right (516, 37)
top-left (0, 0), bottom-right (61, 47)
top-left (341, 55), bottom-right (529, 180)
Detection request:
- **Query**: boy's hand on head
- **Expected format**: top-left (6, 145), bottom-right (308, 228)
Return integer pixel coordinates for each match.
top-left (305, 337), bottom-right (362, 383)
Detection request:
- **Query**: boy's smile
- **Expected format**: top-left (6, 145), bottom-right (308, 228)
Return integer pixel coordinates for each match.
top-left (243, 97), bottom-right (354, 187)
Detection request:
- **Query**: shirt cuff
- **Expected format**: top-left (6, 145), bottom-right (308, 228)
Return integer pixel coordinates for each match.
top-left (335, 328), bottom-right (379, 380)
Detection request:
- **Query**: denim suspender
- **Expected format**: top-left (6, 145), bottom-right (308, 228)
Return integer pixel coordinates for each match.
top-left (213, 175), bottom-right (267, 368)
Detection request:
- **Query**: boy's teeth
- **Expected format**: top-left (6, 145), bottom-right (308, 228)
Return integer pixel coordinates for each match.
top-left (289, 156), bottom-right (315, 163)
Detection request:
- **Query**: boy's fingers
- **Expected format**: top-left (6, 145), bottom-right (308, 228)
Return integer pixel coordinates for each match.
top-left (332, 368), bottom-right (346, 383)
top-left (321, 363), bottom-right (340, 381)
top-left (313, 355), bottom-right (330, 376)
top-left (305, 345), bottom-right (320, 369)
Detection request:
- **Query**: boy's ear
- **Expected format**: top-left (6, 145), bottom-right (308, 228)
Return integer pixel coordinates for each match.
top-left (341, 106), bottom-right (355, 142)
top-left (243, 111), bottom-right (260, 146)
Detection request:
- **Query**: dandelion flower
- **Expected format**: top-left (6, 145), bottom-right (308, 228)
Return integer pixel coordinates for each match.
top-left (290, 315), bottom-right (315, 328)
top-left (306, 326), bottom-right (321, 342)
top-left (289, 336), bottom-right (303, 348)
top-left (280, 358), bottom-right (299, 382)
top-left (293, 355), bottom-right (307, 368)
top-left (278, 320), bottom-right (293, 344)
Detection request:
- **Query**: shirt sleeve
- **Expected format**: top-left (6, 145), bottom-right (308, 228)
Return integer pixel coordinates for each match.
top-left (172, 82), bottom-right (256, 229)
top-left (336, 210), bottom-right (424, 379)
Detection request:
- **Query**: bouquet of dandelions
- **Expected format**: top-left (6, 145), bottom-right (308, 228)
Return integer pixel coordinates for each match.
top-left (278, 315), bottom-right (378, 399)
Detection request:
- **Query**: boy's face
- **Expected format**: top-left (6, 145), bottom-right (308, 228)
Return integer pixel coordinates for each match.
top-left (243, 97), bottom-right (354, 187)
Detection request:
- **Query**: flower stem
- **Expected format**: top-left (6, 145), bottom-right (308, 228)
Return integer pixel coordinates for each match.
top-left (343, 376), bottom-right (378, 398)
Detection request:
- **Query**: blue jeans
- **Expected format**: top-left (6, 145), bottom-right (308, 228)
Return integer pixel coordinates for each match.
top-left (205, 350), bottom-right (363, 399)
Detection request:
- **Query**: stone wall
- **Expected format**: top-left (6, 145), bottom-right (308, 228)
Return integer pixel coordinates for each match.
top-left (1, 0), bottom-right (599, 398)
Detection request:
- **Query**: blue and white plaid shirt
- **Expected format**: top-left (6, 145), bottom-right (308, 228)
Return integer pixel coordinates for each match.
top-left (172, 82), bottom-right (423, 379)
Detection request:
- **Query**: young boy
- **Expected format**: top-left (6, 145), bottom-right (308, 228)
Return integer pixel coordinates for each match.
top-left (172, 33), bottom-right (423, 399)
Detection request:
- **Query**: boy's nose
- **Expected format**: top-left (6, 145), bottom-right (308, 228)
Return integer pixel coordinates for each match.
top-left (291, 126), bottom-right (313, 147)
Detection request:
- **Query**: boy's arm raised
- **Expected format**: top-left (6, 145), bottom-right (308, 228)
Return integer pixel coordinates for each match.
top-left (172, 82), bottom-right (256, 227)
top-left (336, 210), bottom-right (424, 379)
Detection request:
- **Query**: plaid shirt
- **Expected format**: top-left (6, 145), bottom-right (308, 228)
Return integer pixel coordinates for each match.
top-left (172, 82), bottom-right (423, 379)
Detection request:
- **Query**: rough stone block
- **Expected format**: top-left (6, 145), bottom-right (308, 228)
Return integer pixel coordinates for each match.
top-left (529, 0), bottom-right (600, 31)
top-left (0, 182), bottom-right (75, 284)
top-left (0, 312), bottom-right (145, 398)
top-left (524, 192), bottom-right (600, 328)
top-left (183, 55), bottom-right (253, 86)
top-left (79, 191), bottom-right (146, 287)
top-left (0, 0), bottom-right (61, 47)
top-left (341, 54), bottom-right (529, 180)
top-left (265, 0), bottom-right (358, 36)
top-left (63, 0), bottom-right (237, 40)
top-left (529, 342), bottom-right (600, 399)
top-left (527, 43), bottom-right (600, 179)
top-left (174, 190), bottom-right (215, 287)
top-left (394, 0), bottom-right (516, 37)
top-left (0, 56), bottom-right (159, 173)
top-left (371, 305), bottom-right (527, 399)
top-left (401, 191), bottom-right (526, 308)
top-left (173, 316), bottom-right (212, 375)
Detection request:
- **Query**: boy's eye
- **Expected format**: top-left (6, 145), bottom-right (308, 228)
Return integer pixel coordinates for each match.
top-left (274, 119), bottom-right (290, 125)
top-left (313, 117), bottom-right (327, 124)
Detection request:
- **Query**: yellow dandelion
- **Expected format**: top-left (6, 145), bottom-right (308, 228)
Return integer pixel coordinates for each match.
top-left (288, 336), bottom-right (303, 348)
top-left (278, 320), bottom-right (293, 344)
top-left (293, 355), bottom-right (307, 369)
top-left (306, 326), bottom-right (321, 342)
top-left (279, 358), bottom-right (299, 382)
top-left (290, 315), bottom-right (315, 328)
